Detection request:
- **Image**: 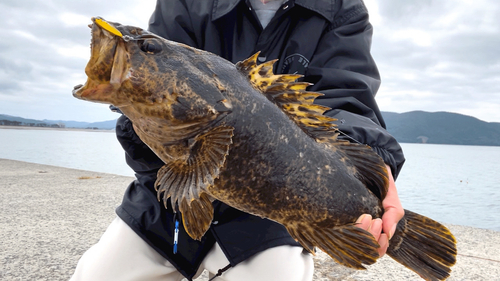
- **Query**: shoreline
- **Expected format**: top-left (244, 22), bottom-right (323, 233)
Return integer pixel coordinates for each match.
top-left (0, 125), bottom-right (114, 132)
top-left (3, 125), bottom-right (499, 148)
top-left (1, 158), bottom-right (499, 280)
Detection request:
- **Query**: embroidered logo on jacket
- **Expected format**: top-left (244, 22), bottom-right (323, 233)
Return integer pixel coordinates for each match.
top-left (281, 53), bottom-right (309, 75)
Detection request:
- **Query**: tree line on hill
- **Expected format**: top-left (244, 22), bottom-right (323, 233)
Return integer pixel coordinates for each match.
top-left (0, 114), bottom-right (115, 130)
top-left (0, 119), bottom-right (65, 128)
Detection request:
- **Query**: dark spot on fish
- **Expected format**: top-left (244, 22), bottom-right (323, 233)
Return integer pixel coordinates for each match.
top-left (276, 76), bottom-right (288, 83)
top-left (298, 106), bottom-right (309, 112)
top-left (258, 68), bottom-right (268, 77)
top-left (130, 28), bottom-right (144, 35)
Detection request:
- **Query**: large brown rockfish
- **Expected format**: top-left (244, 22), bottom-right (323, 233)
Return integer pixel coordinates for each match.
top-left (73, 17), bottom-right (456, 281)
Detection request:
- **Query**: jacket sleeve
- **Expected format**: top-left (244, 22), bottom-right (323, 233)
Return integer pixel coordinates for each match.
top-left (115, 114), bottom-right (164, 178)
top-left (305, 1), bottom-right (405, 178)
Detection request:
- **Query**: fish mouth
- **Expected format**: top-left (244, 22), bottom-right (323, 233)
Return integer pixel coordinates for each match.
top-left (72, 17), bottom-right (129, 105)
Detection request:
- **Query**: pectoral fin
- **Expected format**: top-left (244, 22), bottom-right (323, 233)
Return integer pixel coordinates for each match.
top-left (155, 125), bottom-right (234, 239)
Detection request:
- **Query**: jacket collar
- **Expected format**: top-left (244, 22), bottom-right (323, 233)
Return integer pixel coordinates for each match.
top-left (212, 0), bottom-right (335, 23)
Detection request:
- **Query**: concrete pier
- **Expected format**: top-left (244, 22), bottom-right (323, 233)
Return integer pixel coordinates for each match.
top-left (1, 158), bottom-right (499, 280)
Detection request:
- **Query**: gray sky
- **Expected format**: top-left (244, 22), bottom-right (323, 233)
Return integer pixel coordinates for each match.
top-left (1, 0), bottom-right (499, 123)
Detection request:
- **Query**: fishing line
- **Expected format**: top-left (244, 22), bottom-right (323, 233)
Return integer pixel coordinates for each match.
top-left (458, 253), bottom-right (500, 263)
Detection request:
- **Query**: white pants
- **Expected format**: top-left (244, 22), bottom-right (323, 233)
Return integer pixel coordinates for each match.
top-left (70, 217), bottom-right (314, 281)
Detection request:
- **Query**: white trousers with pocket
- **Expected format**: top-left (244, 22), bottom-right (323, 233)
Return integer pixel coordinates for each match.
top-left (70, 217), bottom-right (314, 281)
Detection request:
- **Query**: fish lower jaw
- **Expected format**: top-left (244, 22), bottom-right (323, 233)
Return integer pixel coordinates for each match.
top-left (72, 80), bottom-right (125, 106)
top-left (72, 84), bottom-right (85, 98)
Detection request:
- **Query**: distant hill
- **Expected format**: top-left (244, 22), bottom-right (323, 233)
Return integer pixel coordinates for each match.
top-left (0, 114), bottom-right (47, 125)
top-left (381, 111), bottom-right (500, 146)
top-left (0, 114), bottom-right (116, 130)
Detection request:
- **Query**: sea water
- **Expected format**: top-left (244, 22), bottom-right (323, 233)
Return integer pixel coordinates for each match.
top-left (0, 128), bottom-right (134, 177)
top-left (395, 143), bottom-right (500, 231)
top-left (1, 127), bottom-right (499, 231)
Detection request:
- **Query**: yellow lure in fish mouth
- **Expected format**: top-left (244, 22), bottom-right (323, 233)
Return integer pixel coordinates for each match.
top-left (94, 17), bottom-right (123, 37)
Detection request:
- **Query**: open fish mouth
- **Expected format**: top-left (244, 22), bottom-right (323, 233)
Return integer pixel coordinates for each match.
top-left (72, 17), bottom-right (163, 104)
top-left (73, 18), bottom-right (116, 92)
top-left (72, 17), bottom-right (130, 105)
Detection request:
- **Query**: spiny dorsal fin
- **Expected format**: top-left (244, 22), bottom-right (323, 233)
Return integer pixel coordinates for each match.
top-left (236, 52), bottom-right (388, 200)
top-left (236, 52), bottom-right (303, 93)
top-left (236, 52), bottom-right (338, 141)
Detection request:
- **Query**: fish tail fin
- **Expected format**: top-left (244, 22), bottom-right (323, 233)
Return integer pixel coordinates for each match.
top-left (387, 209), bottom-right (457, 281)
top-left (287, 223), bottom-right (380, 269)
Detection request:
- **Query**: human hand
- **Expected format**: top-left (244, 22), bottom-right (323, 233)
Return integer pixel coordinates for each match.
top-left (355, 164), bottom-right (404, 257)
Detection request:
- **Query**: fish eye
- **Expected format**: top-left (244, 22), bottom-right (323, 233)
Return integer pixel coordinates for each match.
top-left (139, 40), bottom-right (162, 54)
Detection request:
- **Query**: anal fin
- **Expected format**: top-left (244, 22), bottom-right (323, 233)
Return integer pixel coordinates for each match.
top-left (179, 193), bottom-right (214, 240)
top-left (286, 223), bottom-right (380, 269)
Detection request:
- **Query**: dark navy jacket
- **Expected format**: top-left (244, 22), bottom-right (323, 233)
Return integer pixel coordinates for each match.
top-left (115, 0), bottom-right (405, 279)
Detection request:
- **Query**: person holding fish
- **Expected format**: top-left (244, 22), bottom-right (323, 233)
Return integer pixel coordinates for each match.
top-left (71, 0), bottom-right (410, 280)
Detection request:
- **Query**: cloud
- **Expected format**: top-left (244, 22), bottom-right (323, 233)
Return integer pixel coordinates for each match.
top-left (0, 0), bottom-right (499, 123)
top-left (0, 0), bottom-right (156, 122)
top-left (367, 0), bottom-right (500, 122)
